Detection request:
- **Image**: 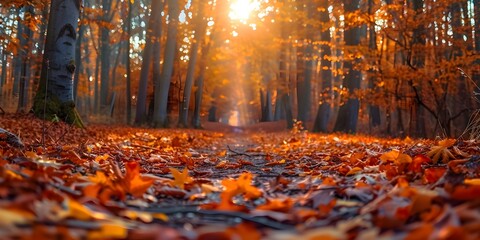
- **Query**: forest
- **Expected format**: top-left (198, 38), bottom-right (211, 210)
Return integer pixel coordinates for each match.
top-left (0, 0), bottom-right (480, 239)
top-left (0, 0), bottom-right (478, 136)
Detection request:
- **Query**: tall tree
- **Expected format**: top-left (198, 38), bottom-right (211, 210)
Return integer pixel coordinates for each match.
top-left (99, 0), bottom-right (115, 108)
top-left (134, 0), bottom-right (164, 124)
top-left (409, 0), bottom-right (427, 137)
top-left (313, 0), bottom-right (333, 132)
top-left (33, 0), bottom-right (83, 127)
top-left (333, 0), bottom-right (364, 133)
top-left (296, 0), bottom-right (313, 127)
top-left (367, 0), bottom-right (381, 128)
top-left (125, 0), bottom-right (132, 124)
top-left (178, 0), bottom-right (207, 127)
top-left (473, 0), bottom-right (480, 85)
top-left (17, 6), bottom-right (34, 113)
top-left (152, 0), bottom-right (179, 127)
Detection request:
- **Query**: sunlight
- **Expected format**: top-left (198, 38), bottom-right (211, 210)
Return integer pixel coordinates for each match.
top-left (229, 0), bottom-right (259, 21)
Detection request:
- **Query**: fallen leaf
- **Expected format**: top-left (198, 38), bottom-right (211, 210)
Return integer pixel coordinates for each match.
top-left (124, 161), bottom-right (155, 197)
top-left (169, 167), bottom-right (193, 189)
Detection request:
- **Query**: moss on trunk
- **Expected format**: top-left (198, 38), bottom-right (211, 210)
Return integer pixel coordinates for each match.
top-left (33, 92), bottom-right (85, 128)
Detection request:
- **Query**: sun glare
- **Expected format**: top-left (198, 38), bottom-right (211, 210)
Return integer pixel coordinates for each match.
top-left (229, 0), bottom-right (259, 21)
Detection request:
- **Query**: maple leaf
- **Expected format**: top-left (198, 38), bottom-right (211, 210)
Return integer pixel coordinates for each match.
top-left (256, 198), bottom-right (293, 212)
top-left (169, 167), bottom-right (193, 190)
top-left (380, 149), bottom-right (412, 165)
top-left (213, 173), bottom-right (262, 211)
top-left (235, 172), bottom-right (262, 200)
top-left (123, 161), bottom-right (156, 197)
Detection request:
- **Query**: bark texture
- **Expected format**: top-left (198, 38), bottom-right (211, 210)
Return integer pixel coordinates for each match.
top-left (33, 0), bottom-right (84, 127)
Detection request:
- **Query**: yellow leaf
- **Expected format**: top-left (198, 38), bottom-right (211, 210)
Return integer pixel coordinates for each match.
top-left (0, 208), bottom-right (34, 227)
top-left (67, 199), bottom-right (95, 221)
top-left (464, 178), bottom-right (480, 185)
top-left (218, 150), bottom-right (227, 157)
top-left (120, 210), bottom-right (153, 222)
top-left (169, 168), bottom-right (193, 189)
top-left (25, 151), bottom-right (39, 159)
top-left (152, 213), bottom-right (168, 222)
top-left (95, 154), bottom-right (110, 162)
top-left (396, 153), bottom-right (413, 164)
top-left (87, 223), bottom-right (127, 239)
top-left (438, 139), bottom-right (456, 148)
top-left (346, 167), bottom-right (362, 176)
top-left (380, 150), bottom-right (412, 165)
top-left (380, 150), bottom-right (400, 162)
top-left (89, 171), bottom-right (109, 184)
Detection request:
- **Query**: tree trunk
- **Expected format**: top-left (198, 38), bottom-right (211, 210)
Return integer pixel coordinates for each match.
top-left (1, 52), bottom-right (6, 93)
top-left (73, 7), bottom-right (85, 102)
top-left (411, 0), bottom-right (426, 137)
top-left (17, 6), bottom-right (34, 113)
top-left (333, 0), bottom-right (363, 133)
top-left (134, 0), bottom-right (164, 124)
top-left (178, 0), bottom-right (206, 127)
top-left (261, 89), bottom-right (273, 122)
top-left (153, 0), bottom-right (179, 127)
top-left (33, 0), bottom-right (84, 127)
top-left (99, 0), bottom-right (112, 108)
top-left (274, 90), bottom-right (285, 120)
top-left (367, 0), bottom-right (381, 128)
top-left (12, 9), bottom-right (22, 98)
top-left (296, 0), bottom-right (312, 126)
top-left (192, 26), bottom-right (215, 128)
top-left (313, 0), bottom-right (332, 133)
top-left (125, 0), bottom-right (132, 124)
top-left (277, 23), bottom-right (293, 128)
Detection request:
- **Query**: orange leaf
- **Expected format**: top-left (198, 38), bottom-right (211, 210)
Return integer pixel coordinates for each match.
top-left (380, 149), bottom-right (412, 165)
top-left (423, 167), bottom-right (446, 184)
top-left (95, 154), bottom-right (110, 162)
top-left (236, 172), bottom-right (262, 200)
top-left (464, 178), bottom-right (480, 185)
top-left (256, 198), bottom-right (293, 212)
top-left (438, 139), bottom-right (456, 147)
top-left (89, 171), bottom-right (109, 184)
top-left (346, 167), bottom-right (363, 176)
top-left (169, 168), bottom-right (193, 190)
top-left (448, 184), bottom-right (480, 200)
top-left (124, 162), bottom-right (155, 197)
top-left (409, 154), bottom-right (431, 173)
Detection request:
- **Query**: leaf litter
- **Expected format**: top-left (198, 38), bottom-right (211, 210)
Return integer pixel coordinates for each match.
top-left (0, 114), bottom-right (480, 239)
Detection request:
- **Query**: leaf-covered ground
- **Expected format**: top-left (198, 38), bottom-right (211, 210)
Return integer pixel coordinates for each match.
top-left (0, 114), bottom-right (479, 239)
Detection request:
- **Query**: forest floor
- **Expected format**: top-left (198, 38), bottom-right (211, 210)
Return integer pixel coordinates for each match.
top-left (0, 114), bottom-right (479, 239)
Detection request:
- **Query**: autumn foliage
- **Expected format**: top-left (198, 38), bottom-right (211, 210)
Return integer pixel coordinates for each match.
top-left (0, 114), bottom-right (480, 239)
